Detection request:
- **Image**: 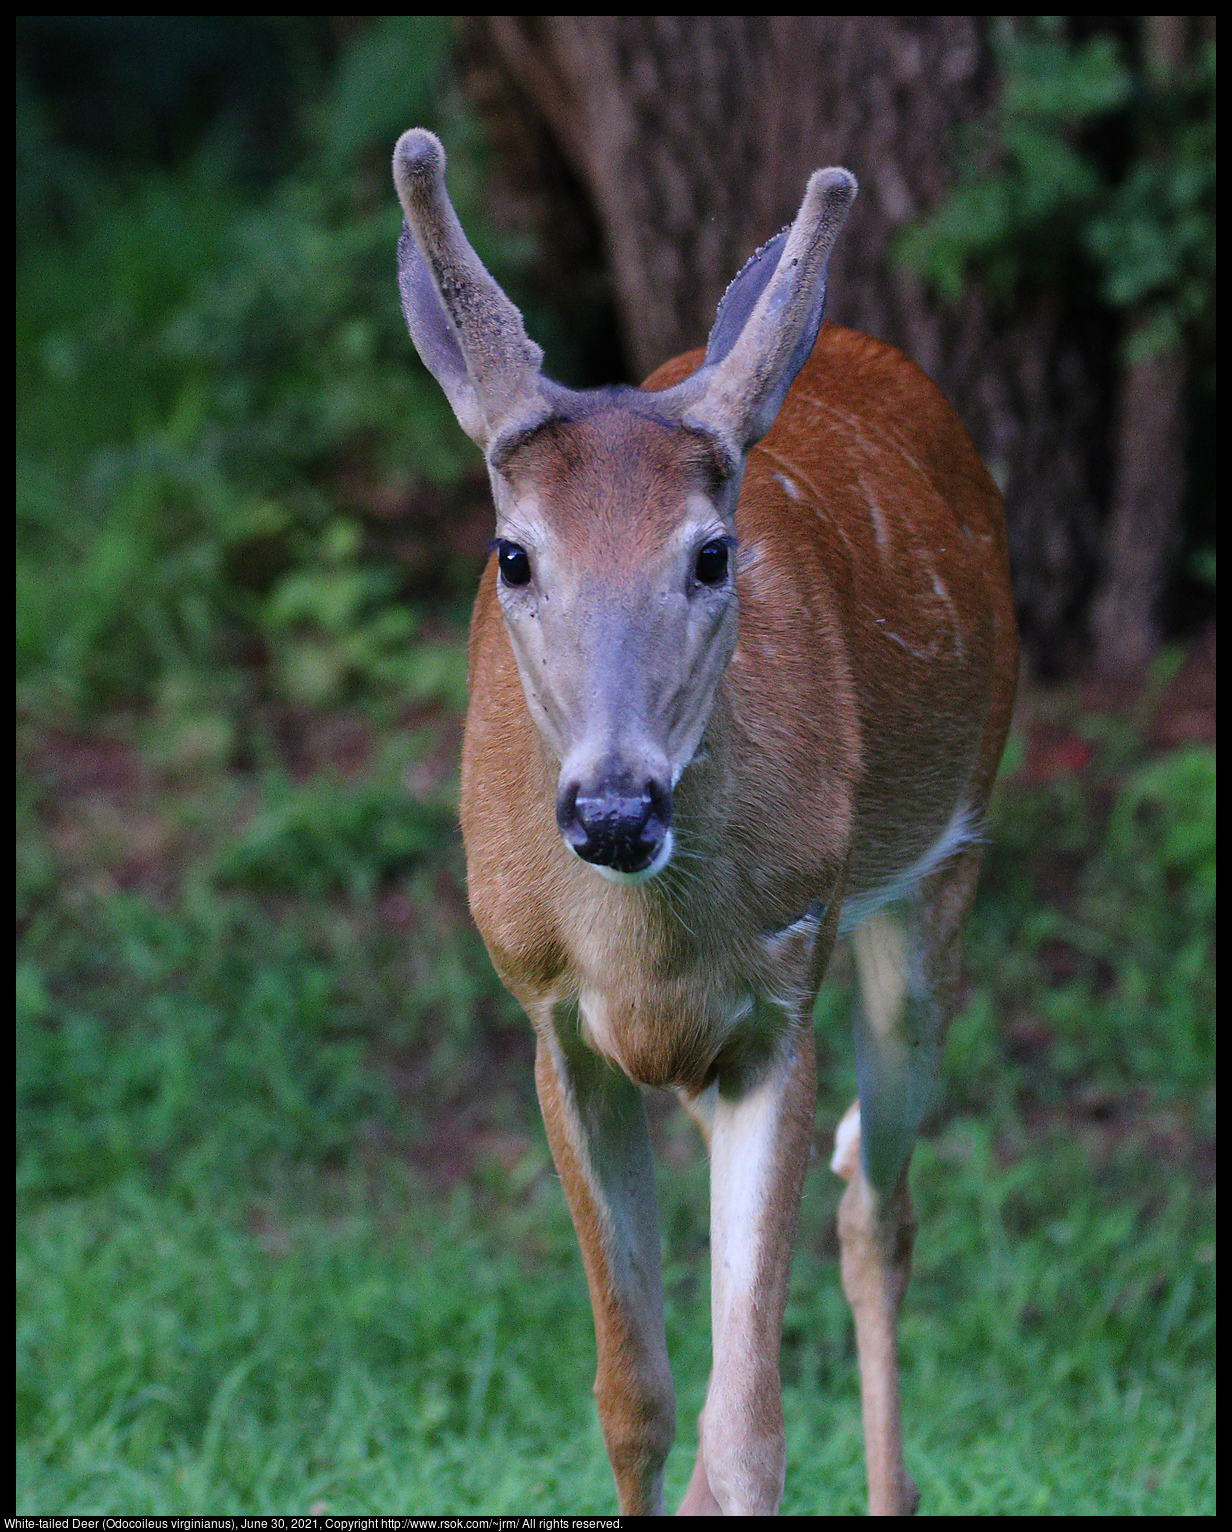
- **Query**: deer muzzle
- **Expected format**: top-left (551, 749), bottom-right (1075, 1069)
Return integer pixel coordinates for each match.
top-left (556, 764), bottom-right (674, 880)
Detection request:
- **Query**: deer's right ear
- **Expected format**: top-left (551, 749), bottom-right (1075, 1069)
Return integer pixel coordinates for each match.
top-left (396, 220), bottom-right (486, 443)
top-left (393, 129), bottom-right (548, 453)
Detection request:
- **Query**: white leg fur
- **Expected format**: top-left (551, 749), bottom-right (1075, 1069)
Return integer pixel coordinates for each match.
top-left (689, 1019), bottom-right (817, 1514)
top-left (835, 1126), bottom-right (920, 1517)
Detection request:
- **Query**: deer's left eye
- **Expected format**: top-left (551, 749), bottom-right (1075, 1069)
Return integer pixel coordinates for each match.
top-left (695, 540), bottom-right (730, 586)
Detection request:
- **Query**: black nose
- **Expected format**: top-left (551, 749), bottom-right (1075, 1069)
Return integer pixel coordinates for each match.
top-left (556, 772), bottom-right (672, 875)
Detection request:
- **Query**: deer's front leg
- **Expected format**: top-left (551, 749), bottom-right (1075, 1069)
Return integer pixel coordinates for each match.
top-left (532, 1013), bottom-right (675, 1515)
top-left (686, 1016), bottom-right (817, 1515)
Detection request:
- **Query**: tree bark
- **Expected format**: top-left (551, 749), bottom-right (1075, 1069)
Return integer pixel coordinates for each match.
top-left (1089, 16), bottom-right (1190, 675)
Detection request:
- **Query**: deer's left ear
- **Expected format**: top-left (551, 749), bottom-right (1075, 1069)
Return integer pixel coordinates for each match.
top-left (684, 167), bottom-right (857, 457)
top-left (702, 229), bottom-right (790, 373)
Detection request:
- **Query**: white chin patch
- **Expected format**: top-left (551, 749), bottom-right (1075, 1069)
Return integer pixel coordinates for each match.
top-left (588, 829), bottom-right (674, 884)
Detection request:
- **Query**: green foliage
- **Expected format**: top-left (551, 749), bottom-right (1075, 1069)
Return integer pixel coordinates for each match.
top-left (256, 518), bottom-right (469, 709)
top-left (954, 730), bottom-right (1215, 1123)
top-left (16, 18), bottom-right (513, 722)
top-left (321, 17), bottom-right (457, 171)
top-left (1109, 746), bottom-right (1215, 918)
top-left (898, 20), bottom-right (1215, 360)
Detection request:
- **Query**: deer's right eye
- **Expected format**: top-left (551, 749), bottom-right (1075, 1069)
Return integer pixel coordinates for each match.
top-left (694, 539), bottom-right (730, 586)
top-left (497, 541), bottom-right (532, 587)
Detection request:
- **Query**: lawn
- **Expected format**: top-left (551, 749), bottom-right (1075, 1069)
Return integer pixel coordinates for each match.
top-left (16, 653), bottom-right (1216, 1515)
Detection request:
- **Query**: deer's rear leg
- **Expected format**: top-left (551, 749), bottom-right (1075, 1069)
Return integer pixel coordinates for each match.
top-left (836, 853), bottom-right (984, 1514)
top-left (834, 910), bottom-right (934, 1514)
top-left (832, 1101), bottom-right (920, 1516)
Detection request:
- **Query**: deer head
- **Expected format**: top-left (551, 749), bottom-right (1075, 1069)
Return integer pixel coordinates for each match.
top-left (393, 129), bottom-right (855, 880)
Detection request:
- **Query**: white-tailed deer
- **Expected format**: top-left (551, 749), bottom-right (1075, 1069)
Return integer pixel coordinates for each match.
top-left (393, 129), bottom-right (1017, 1515)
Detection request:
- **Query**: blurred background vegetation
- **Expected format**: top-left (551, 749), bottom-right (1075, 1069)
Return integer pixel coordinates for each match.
top-left (16, 16), bottom-right (1214, 1515)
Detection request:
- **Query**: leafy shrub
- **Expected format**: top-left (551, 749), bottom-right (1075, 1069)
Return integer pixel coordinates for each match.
top-left (898, 19), bottom-right (1215, 361)
top-left (960, 734), bottom-right (1215, 1114)
top-left (1108, 746), bottom-right (1215, 919)
top-left (16, 18), bottom-right (519, 720)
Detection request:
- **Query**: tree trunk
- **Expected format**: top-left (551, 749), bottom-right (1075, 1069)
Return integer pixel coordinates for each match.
top-left (1089, 16), bottom-right (1190, 675)
top-left (460, 16), bottom-right (1116, 675)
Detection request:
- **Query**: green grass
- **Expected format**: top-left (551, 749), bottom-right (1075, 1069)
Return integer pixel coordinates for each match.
top-left (17, 1181), bottom-right (613, 1513)
top-left (20, 1136), bottom-right (1208, 1515)
top-left (16, 1160), bottom-right (1213, 1514)
top-left (16, 695), bottom-right (1215, 1515)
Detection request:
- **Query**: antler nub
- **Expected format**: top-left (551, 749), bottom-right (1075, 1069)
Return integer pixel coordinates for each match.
top-left (802, 166), bottom-right (858, 234)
